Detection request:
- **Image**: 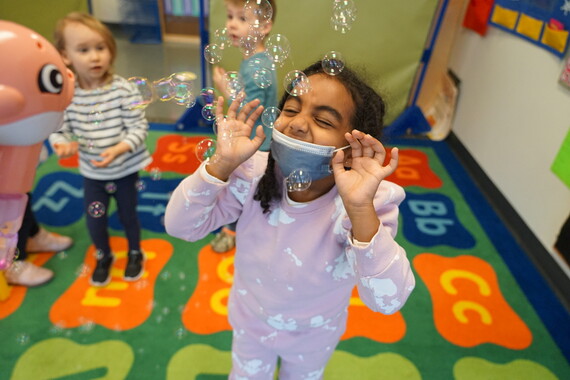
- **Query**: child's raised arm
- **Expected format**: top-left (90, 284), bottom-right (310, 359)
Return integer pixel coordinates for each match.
top-left (205, 96), bottom-right (265, 181)
top-left (331, 130), bottom-right (399, 242)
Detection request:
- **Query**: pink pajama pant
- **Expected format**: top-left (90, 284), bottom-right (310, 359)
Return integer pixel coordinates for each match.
top-left (228, 296), bottom-right (348, 379)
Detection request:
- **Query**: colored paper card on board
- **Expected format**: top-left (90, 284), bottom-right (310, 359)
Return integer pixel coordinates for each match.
top-left (551, 127), bottom-right (570, 189)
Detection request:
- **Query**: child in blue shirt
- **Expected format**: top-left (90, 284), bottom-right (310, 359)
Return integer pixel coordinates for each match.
top-left (211, 0), bottom-right (278, 252)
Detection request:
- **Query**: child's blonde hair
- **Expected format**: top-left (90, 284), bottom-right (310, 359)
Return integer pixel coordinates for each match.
top-left (226, 0), bottom-right (277, 22)
top-left (54, 12), bottom-right (117, 70)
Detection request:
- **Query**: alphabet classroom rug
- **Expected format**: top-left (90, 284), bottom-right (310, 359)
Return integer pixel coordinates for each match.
top-left (1, 129), bottom-right (569, 380)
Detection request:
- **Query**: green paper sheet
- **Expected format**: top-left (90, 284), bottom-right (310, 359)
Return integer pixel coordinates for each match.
top-left (551, 127), bottom-right (570, 189)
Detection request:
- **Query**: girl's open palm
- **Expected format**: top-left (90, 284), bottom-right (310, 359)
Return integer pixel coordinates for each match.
top-left (331, 130), bottom-right (399, 208)
top-left (207, 96), bottom-right (265, 179)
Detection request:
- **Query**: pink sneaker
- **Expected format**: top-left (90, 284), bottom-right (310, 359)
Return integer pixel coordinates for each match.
top-left (26, 228), bottom-right (73, 253)
top-left (5, 261), bottom-right (54, 287)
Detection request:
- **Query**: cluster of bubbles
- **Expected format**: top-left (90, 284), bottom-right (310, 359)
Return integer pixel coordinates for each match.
top-left (127, 72), bottom-right (197, 110)
top-left (195, 0), bottom-right (354, 191)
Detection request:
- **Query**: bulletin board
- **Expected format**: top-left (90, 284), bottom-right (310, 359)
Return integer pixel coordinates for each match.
top-left (490, 0), bottom-right (570, 57)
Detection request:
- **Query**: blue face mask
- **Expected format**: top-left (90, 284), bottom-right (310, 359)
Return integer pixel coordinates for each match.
top-left (270, 128), bottom-right (349, 181)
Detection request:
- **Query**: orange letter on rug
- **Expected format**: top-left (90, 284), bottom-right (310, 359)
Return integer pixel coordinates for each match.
top-left (414, 253), bottom-right (532, 349)
top-left (49, 237), bottom-right (172, 330)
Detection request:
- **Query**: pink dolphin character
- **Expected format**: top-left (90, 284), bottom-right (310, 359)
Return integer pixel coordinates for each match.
top-left (0, 21), bottom-right (74, 269)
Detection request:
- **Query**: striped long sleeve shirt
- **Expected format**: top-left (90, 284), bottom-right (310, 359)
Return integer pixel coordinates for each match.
top-left (49, 75), bottom-right (152, 180)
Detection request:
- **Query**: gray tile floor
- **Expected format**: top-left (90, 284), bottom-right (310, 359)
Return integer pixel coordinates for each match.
top-left (110, 25), bottom-right (203, 124)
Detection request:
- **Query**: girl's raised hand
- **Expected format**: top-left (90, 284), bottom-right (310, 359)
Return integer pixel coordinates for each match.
top-left (205, 96), bottom-right (265, 181)
top-left (331, 130), bottom-right (398, 208)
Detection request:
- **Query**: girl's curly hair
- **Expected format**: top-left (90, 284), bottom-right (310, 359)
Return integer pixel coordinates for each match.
top-left (253, 61), bottom-right (387, 213)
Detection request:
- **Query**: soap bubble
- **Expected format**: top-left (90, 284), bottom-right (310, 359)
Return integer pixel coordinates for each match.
top-left (175, 92), bottom-right (196, 108)
top-left (331, 0), bottom-right (357, 33)
top-left (247, 24), bottom-right (265, 41)
top-left (136, 179), bottom-right (147, 192)
top-left (333, 0), bottom-right (357, 21)
top-left (266, 34), bottom-right (290, 65)
top-left (248, 54), bottom-right (273, 88)
top-left (175, 326), bottom-right (187, 339)
top-left (284, 70), bottom-right (311, 96)
top-left (88, 108), bottom-right (103, 126)
top-left (213, 27), bottom-right (229, 49)
top-left (261, 107), bottom-right (280, 128)
top-left (286, 169), bottom-right (312, 192)
top-left (149, 168), bottom-right (162, 181)
top-left (330, 18), bottom-right (352, 34)
top-left (85, 139), bottom-right (96, 151)
top-left (239, 35), bottom-right (259, 57)
top-left (195, 138), bottom-right (217, 162)
top-left (199, 87), bottom-right (216, 106)
top-left (49, 321), bottom-right (66, 335)
top-left (74, 263), bottom-right (89, 278)
top-left (127, 76), bottom-right (155, 109)
top-left (204, 43), bottom-right (223, 64)
top-left (201, 104), bottom-right (216, 121)
top-left (153, 77), bottom-right (175, 101)
top-left (322, 51), bottom-right (345, 76)
top-left (87, 201), bottom-right (106, 218)
top-left (225, 71), bottom-right (245, 100)
top-left (170, 72), bottom-right (196, 107)
top-left (105, 182), bottom-right (117, 193)
top-left (253, 67), bottom-right (273, 88)
top-left (15, 333), bottom-right (30, 346)
top-left (244, 0), bottom-right (273, 31)
top-left (79, 320), bottom-right (96, 333)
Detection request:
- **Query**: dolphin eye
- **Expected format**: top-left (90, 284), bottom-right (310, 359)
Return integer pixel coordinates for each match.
top-left (38, 64), bottom-right (63, 94)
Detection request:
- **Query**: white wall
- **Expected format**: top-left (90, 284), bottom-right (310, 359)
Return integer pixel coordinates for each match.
top-left (91, 0), bottom-right (123, 23)
top-left (448, 26), bottom-right (570, 272)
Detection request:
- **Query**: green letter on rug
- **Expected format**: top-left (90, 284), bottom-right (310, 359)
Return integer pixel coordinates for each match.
top-left (11, 338), bottom-right (134, 380)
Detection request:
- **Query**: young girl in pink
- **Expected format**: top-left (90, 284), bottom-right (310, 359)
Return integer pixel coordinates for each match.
top-left (165, 61), bottom-right (415, 379)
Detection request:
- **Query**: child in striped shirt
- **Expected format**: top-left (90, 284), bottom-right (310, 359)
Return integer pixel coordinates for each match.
top-left (49, 12), bottom-right (152, 287)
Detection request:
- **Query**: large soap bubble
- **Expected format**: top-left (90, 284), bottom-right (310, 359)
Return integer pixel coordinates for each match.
top-left (261, 106), bottom-right (280, 128)
top-left (170, 72), bottom-right (197, 107)
top-left (195, 138), bottom-right (217, 162)
top-left (201, 104), bottom-right (216, 121)
top-left (153, 77), bottom-right (176, 101)
top-left (239, 35), bottom-right (259, 57)
top-left (204, 43), bottom-right (223, 64)
top-left (284, 70), bottom-right (311, 96)
top-left (266, 34), bottom-right (290, 66)
top-left (199, 87), bottom-right (216, 106)
top-left (248, 54), bottom-right (274, 88)
top-left (286, 169), bottom-right (312, 192)
top-left (225, 71), bottom-right (245, 100)
top-left (213, 27), bottom-right (229, 49)
top-left (322, 51), bottom-right (345, 76)
top-left (331, 0), bottom-right (357, 33)
top-left (127, 76), bottom-right (155, 109)
top-left (87, 201), bottom-right (106, 218)
top-left (244, 0), bottom-right (273, 31)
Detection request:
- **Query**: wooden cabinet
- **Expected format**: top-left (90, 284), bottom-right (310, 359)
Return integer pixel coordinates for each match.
top-left (157, 0), bottom-right (202, 42)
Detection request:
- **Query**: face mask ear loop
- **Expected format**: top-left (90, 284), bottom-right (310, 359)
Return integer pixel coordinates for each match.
top-left (333, 145), bottom-right (350, 153)
top-left (327, 145), bottom-right (351, 173)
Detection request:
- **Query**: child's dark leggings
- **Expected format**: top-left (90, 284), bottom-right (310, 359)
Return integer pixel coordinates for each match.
top-left (83, 172), bottom-right (141, 256)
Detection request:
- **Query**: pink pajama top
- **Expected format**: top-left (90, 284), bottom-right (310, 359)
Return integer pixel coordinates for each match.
top-left (165, 151), bottom-right (415, 332)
